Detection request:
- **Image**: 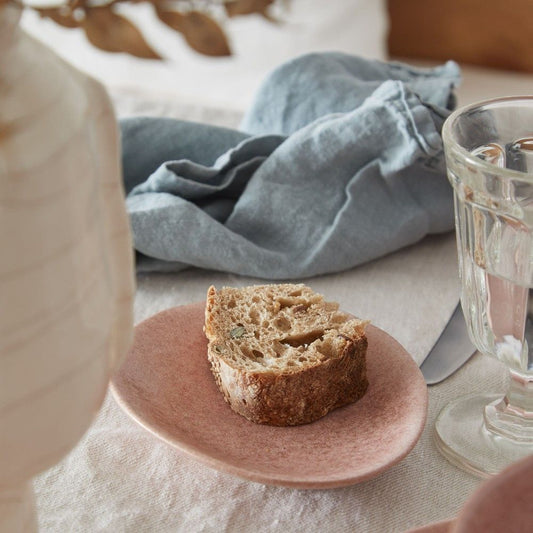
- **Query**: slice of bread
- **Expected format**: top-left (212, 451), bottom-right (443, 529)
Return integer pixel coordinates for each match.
top-left (204, 283), bottom-right (368, 426)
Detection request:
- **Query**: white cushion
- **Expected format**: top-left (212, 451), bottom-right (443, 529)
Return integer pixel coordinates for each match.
top-left (21, 0), bottom-right (388, 111)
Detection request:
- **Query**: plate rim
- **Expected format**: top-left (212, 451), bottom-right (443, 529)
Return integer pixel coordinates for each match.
top-left (110, 302), bottom-right (428, 489)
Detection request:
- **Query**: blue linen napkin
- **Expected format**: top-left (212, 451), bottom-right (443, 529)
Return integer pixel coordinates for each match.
top-left (121, 52), bottom-right (461, 278)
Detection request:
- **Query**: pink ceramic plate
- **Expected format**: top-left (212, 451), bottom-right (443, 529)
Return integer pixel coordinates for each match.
top-left (453, 454), bottom-right (533, 532)
top-left (111, 302), bottom-right (428, 489)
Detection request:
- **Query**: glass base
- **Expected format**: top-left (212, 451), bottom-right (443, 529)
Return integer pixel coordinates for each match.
top-left (434, 392), bottom-right (533, 478)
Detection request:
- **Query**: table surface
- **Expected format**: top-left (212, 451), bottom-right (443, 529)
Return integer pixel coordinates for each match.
top-left (33, 64), bottom-right (531, 533)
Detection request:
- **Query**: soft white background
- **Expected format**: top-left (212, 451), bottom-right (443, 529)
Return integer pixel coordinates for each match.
top-left (21, 0), bottom-right (388, 111)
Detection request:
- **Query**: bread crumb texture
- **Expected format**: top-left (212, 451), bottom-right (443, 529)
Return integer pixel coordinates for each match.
top-left (204, 283), bottom-right (369, 426)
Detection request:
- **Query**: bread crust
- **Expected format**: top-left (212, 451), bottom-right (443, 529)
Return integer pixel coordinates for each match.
top-left (205, 284), bottom-right (369, 426)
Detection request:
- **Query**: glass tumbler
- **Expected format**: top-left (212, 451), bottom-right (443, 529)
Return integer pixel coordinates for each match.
top-left (437, 96), bottom-right (533, 477)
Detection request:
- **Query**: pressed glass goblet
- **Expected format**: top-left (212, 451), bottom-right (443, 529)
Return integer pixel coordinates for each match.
top-left (437, 96), bottom-right (533, 478)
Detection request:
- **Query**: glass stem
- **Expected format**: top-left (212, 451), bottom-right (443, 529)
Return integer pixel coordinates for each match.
top-left (484, 369), bottom-right (533, 442)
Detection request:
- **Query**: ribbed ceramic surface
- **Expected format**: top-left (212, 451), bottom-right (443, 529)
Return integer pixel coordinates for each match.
top-left (0, 5), bottom-right (134, 529)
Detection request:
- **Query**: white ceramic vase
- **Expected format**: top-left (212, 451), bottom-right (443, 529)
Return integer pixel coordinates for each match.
top-left (0, 4), bottom-right (135, 531)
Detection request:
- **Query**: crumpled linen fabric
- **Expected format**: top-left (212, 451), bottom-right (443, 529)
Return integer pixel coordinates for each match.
top-left (120, 52), bottom-right (461, 277)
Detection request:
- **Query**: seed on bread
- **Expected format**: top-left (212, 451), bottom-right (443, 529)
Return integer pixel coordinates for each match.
top-left (204, 283), bottom-right (369, 426)
top-left (229, 326), bottom-right (246, 339)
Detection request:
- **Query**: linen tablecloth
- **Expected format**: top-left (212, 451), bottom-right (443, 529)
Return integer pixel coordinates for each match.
top-left (33, 68), bottom-right (523, 533)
